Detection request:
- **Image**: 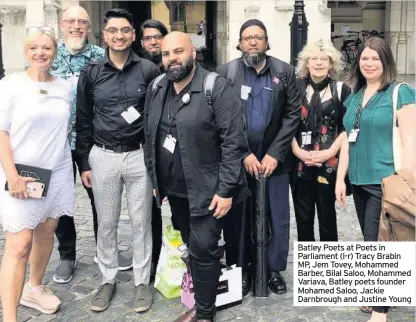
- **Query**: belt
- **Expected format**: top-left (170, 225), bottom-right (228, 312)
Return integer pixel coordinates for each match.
top-left (96, 143), bottom-right (141, 153)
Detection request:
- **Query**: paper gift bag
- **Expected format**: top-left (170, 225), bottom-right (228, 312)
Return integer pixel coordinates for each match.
top-left (181, 268), bottom-right (195, 309)
top-left (216, 265), bottom-right (243, 308)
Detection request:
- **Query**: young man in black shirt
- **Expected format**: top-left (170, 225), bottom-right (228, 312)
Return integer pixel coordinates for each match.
top-left (76, 9), bottom-right (160, 313)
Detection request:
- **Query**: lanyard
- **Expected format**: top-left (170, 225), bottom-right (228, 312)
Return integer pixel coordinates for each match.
top-left (167, 94), bottom-right (181, 135)
top-left (353, 89), bottom-right (378, 130)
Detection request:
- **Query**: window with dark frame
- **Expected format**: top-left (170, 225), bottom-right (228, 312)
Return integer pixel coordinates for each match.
top-left (173, 4), bottom-right (185, 22)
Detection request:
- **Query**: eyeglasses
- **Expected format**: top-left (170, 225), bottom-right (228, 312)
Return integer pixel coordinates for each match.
top-left (26, 26), bottom-right (56, 36)
top-left (63, 19), bottom-right (90, 26)
top-left (142, 35), bottom-right (163, 42)
top-left (104, 27), bottom-right (134, 35)
top-left (309, 56), bottom-right (330, 62)
top-left (241, 35), bottom-right (266, 42)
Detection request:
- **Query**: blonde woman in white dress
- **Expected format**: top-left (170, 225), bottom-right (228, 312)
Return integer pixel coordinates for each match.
top-left (0, 27), bottom-right (75, 321)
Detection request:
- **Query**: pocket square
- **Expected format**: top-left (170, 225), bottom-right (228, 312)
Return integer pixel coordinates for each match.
top-left (272, 77), bottom-right (280, 84)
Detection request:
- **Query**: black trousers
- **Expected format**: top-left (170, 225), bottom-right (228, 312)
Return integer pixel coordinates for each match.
top-left (168, 196), bottom-right (222, 321)
top-left (292, 177), bottom-right (338, 242)
top-left (55, 151), bottom-right (98, 260)
top-left (352, 184), bottom-right (388, 313)
top-left (151, 198), bottom-right (162, 267)
top-left (221, 200), bottom-right (247, 268)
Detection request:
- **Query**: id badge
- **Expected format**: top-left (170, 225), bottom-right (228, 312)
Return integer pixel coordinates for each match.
top-left (348, 129), bottom-right (360, 143)
top-left (241, 85), bottom-right (251, 100)
top-left (301, 131), bottom-right (312, 145)
top-left (121, 106), bottom-right (141, 124)
top-left (163, 134), bottom-right (177, 154)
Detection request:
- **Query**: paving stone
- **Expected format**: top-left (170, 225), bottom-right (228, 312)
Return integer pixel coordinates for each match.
top-left (71, 284), bottom-right (95, 296)
top-left (1, 180), bottom-right (415, 322)
top-left (116, 272), bottom-right (132, 283)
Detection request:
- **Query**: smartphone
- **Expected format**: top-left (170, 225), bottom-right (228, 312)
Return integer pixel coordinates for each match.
top-left (26, 182), bottom-right (45, 199)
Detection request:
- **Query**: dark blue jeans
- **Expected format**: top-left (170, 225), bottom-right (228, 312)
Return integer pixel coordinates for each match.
top-left (352, 184), bottom-right (388, 313)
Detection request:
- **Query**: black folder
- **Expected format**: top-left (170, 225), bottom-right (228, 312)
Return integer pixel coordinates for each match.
top-left (5, 164), bottom-right (52, 197)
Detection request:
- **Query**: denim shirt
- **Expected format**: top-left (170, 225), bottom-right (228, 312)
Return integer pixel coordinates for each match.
top-left (50, 40), bottom-right (105, 150)
top-left (244, 61), bottom-right (273, 159)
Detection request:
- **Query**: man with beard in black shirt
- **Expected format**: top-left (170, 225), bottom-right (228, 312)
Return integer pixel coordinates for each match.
top-left (144, 32), bottom-right (249, 322)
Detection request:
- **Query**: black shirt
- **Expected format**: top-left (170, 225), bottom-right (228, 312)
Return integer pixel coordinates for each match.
top-left (156, 82), bottom-right (191, 198)
top-left (76, 49), bottom-right (160, 171)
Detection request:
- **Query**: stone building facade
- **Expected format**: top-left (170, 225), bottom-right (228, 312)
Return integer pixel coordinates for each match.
top-left (0, 0), bottom-right (414, 76)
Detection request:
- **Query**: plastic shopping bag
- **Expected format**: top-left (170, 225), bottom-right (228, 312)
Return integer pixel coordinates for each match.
top-left (154, 224), bottom-right (187, 299)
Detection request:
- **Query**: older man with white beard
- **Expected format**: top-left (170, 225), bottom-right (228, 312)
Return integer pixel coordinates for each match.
top-left (50, 5), bottom-right (132, 285)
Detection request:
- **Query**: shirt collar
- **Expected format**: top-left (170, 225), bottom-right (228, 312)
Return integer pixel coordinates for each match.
top-left (58, 39), bottom-right (92, 59)
top-left (103, 48), bottom-right (140, 68)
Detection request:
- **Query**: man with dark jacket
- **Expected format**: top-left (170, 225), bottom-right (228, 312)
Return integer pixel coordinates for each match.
top-left (217, 19), bottom-right (301, 295)
top-left (144, 31), bottom-right (249, 322)
top-left (76, 9), bottom-right (160, 313)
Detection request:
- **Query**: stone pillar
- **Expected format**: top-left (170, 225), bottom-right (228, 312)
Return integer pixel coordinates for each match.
top-left (227, 0), bottom-right (294, 63)
top-left (304, 0), bottom-right (331, 43)
top-left (0, 4), bottom-right (26, 74)
top-left (44, 0), bottom-right (60, 38)
top-left (25, 0), bottom-right (46, 27)
top-left (273, 0), bottom-right (295, 63)
top-left (388, 1), bottom-right (415, 75)
top-left (215, 0), bottom-right (228, 65)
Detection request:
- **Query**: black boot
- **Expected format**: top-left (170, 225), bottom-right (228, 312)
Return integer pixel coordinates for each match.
top-left (269, 271), bottom-right (287, 294)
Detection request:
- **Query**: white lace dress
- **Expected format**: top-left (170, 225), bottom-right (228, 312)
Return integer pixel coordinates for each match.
top-left (0, 72), bottom-right (75, 232)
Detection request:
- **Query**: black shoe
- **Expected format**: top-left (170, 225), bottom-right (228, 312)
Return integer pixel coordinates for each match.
top-left (269, 271), bottom-right (287, 294)
top-left (242, 272), bottom-right (251, 297)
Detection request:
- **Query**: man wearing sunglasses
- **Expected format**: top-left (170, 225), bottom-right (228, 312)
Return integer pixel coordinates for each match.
top-left (50, 5), bottom-right (110, 285)
top-left (76, 8), bottom-right (160, 313)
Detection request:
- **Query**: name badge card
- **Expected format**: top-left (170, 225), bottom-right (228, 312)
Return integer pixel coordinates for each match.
top-left (121, 106), bottom-right (141, 124)
top-left (163, 134), bottom-right (177, 154)
top-left (301, 131), bottom-right (312, 145)
top-left (348, 129), bottom-right (360, 143)
top-left (241, 85), bottom-right (251, 100)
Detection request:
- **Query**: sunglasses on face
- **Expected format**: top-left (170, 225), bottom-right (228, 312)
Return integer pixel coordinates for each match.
top-left (26, 26), bottom-right (56, 36)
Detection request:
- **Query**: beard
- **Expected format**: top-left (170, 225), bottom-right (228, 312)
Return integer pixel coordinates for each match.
top-left (65, 37), bottom-right (86, 54)
top-left (242, 50), bottom-right (267, 68)
top-left (142, 49), bottom-right (162, 65)
top-left (165, 56), bottom-right (194, 82)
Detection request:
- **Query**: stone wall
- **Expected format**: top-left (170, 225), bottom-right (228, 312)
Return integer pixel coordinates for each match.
top-left (0, 3), bottom-right (26, 74)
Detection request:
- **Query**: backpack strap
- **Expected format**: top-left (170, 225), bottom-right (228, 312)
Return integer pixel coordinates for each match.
top-left (204, 72), bottom-right (219, 106)
top-left (152, 73), bottom-right (166, 92)
top-left (391, 82), bottom-right (408, 171)
top-left (225, 59), bottom-right (239, 85)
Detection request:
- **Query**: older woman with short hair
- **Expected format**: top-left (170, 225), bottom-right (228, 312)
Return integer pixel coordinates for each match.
top-left (0, 27), bottom-right (75, 321)
top-left (291, 40), bottom-right (350, 242)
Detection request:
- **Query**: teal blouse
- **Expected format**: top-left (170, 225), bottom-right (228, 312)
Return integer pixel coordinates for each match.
top-left (343, 83), bottom-right (415, 185)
